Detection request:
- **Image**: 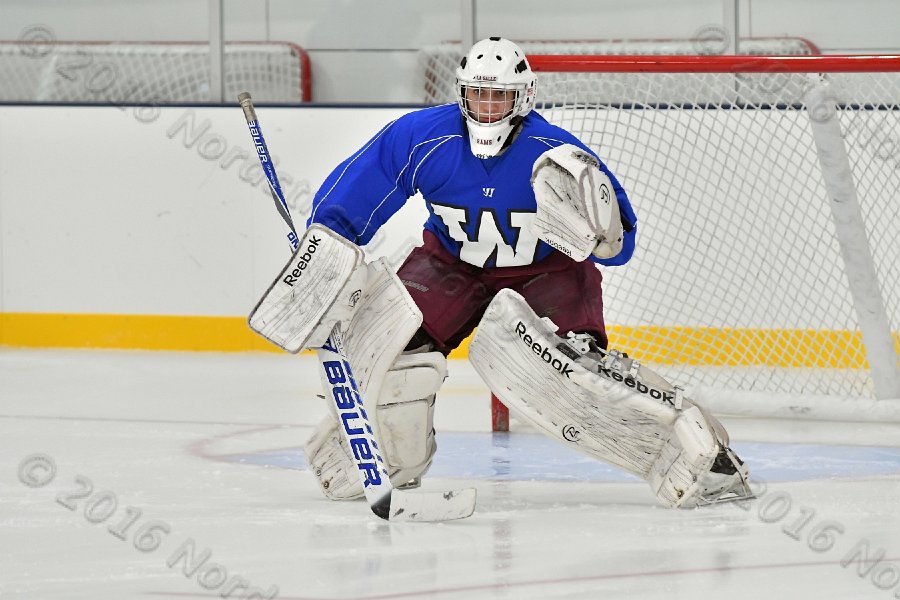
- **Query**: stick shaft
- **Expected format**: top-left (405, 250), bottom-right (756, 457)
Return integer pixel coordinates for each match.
top-left (237, 92), bottom-right (394, 518)
top-left (237, 92), bottom-right (299, 250)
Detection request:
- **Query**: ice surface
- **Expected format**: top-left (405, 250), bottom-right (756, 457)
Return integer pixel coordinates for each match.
top-left (2, 349), bottom-right (899, 599)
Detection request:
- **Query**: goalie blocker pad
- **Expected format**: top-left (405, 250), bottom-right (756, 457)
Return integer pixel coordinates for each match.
top-left (249, 224), bottom-right (368, 353)
top-left (469, 289), bottom-right (751, 508)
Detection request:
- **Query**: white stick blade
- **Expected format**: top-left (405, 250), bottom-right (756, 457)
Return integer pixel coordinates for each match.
top-left (388, 488), bottom-right (477, 522)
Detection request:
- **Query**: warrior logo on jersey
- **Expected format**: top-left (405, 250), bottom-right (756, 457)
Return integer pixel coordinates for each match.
top-left (430, 201), bottom-right (539, 268)
top-left (482, 187), bottom-right (495, 197)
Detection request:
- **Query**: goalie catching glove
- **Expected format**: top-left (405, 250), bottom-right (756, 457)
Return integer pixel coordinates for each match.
top-left (531, 144), bottom-right (624, 261)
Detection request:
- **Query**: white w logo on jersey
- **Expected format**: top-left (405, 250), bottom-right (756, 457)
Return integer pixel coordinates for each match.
top-left (482, 187), bottom-right (495, 197)
top-left (430, 202), bottom-right (539, 267)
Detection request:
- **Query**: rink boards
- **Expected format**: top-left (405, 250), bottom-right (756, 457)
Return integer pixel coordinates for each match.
top-left (0, 104), bottom-right (895, 368)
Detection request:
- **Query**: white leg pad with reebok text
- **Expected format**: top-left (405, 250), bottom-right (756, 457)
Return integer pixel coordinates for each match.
top-left (470, 289), bottom-right (751, 508)
top-left (471, 289), bottom-right (675, 478)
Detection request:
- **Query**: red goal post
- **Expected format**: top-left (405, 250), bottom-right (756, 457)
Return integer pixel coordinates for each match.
top-left (491, 54), bottom-right (900, 431)
top-left (418, 37), bottom-right (820, 105)
top-left (528, 53), bottom-right (900, 73)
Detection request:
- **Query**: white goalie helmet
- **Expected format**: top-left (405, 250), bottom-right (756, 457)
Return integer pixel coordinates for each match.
top-left (455, 37), bottom-right (537, 158)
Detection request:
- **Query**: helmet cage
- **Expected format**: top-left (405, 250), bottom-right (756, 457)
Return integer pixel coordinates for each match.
top-left (457, 80), bottom-right (527, 126)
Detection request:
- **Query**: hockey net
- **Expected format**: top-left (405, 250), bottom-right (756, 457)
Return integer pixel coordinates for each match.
top-left (0, 40), bottom-right (310, 103)
top-left (419, 37), bottom-right (819, 104)
top-left (494, 54), bottom-right (900, 428)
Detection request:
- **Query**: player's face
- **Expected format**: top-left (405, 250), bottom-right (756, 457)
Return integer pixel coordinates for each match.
top-left (464, 86), bottom-right (516, 124)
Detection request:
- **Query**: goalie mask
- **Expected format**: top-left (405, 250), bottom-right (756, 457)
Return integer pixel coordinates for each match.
top-left (456, 37), bottom-right (536, 158)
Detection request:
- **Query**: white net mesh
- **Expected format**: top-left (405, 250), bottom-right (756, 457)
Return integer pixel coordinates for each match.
top-left (419, 38), bottom-right (817, 104)
top-left (530, 63), bottom-right (900, 402)
top-left (0, 41), bottom-right (308, 103)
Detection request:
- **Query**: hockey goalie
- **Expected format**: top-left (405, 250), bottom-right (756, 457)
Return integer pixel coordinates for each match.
top-left (250, 36), bottom-right (752, 509)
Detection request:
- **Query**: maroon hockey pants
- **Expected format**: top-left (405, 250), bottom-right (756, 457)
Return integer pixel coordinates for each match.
top-left (395, 231), bottom-right (608, 355)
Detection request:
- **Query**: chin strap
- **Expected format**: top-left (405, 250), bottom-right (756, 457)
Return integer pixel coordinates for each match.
top-left (497, 117), bottom-right (525, 153)
top-left (464, 115), bottom-right (526, 159)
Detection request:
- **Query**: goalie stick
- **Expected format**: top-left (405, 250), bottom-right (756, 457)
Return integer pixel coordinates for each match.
top-left (237, 92), bottom-right (476, 522)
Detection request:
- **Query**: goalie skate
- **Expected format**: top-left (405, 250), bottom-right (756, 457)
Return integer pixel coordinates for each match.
top-left (582, 343), bottom-right (753, 507)
top-left (692, 447), bottom-right (753, 506)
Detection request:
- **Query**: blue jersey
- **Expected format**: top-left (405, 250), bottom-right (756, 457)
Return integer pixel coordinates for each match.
top-left (309, 104), bottom-right (636, 268)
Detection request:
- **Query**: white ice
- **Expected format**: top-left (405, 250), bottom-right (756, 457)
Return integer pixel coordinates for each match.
top-left (2, 349), bottom-right (899, 600)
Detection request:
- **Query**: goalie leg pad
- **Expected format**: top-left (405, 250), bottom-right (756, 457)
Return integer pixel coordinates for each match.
top-left (648, 406), bottom-right (718, 507)
top-left (469, 288), bottom-right (677, 479)
top-left (340, 259), bottom-right (424, 402)
top-left (305, 351), bottom-right (446, 500)
top-left (305, 414), bottom-right (363, 500)
top-left (377, 351), bottom-right (445, 480)
top-left (470, 289), bottom-right (752, 507)
top-left (649, 405), bottom-right (751, 508)
top-left (378, 393), bottom-right (438, 488)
